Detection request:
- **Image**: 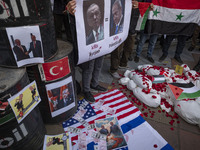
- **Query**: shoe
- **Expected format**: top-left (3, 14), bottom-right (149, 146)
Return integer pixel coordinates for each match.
top-left (174, 56), bottom-right (183, 64)
top-left (159, 54), bottom-right (167, 62)
top-left (147, 56), bottom-right (154, 63)
top-left (128, 55), bottom-right (133, 61)
top-left (193, 62), bottom-right (200, 72)
top-left (84, 92), bottom-right (95, 103)
top-left (110, 72), bottom-right (120, 79)
top-left (118, 65), bottom-right (128, 69)
top-left (91, 85), bottom-right (107, 92)
top-left (188, 46), bottom-right (194, 51)
top-left (134, 56), bottom-right (139, 63)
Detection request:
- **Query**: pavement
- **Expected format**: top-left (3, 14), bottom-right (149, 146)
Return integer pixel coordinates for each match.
top-left (45, 37), bottom-right (200, 150)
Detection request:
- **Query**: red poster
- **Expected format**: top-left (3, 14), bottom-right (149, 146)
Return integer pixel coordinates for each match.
top-left (39, 57), bottom-right (71, 81)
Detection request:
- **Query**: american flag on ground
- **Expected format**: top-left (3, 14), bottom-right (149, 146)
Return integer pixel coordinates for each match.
top-left (63, 89), bottom-right (173, 150)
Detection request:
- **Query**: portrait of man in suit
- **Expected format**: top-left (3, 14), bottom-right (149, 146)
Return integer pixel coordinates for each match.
top-left (27, 34), bottom-right (43, 57)
top-left (85, 2), bottom-right (104, 45)
top-left (110, 0), bottom-right (125, 36)
top-left (13, 39), bottom-right (30, 61)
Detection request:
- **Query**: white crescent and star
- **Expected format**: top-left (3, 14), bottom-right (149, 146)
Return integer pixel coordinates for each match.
top-left (49, 66), bottom-right (63, 76)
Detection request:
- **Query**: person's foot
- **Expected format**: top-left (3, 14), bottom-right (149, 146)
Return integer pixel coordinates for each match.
top-left (128, 55), bottom-right (133, 61)
top-left (174, 56), bottom-right (183, 64)
top-left (91, 85), bottom-right (107, 92)
top-left (110, 72), bottom-right (120, 79)
top-left (118, 65), bottom-right (129, 69)
top-left (134, 56), bottom-right (139, 63)
top-left (159, 54), bottom-right (167, 62)
top-left (188, 46), bottom-right (194, 51)
top-left (84, 92), bottom-right (95, 103)
top-left (147, 56), bottom-right (154, 63)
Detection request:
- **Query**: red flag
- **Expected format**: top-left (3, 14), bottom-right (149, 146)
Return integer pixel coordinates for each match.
top-left (40, 57), bottom-right (71, 81)
top-left (138, 2), bottom-right (151, 17)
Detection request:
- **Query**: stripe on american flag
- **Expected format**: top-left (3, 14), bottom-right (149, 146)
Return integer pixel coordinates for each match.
top-left (63, 89), bottom-right (141, 132)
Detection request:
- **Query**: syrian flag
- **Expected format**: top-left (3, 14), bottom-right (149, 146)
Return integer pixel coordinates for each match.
top-left (145, 0), bottom-right (200, 36)
top-left (38, 56), bottom-right (71, 82)
top-left (63, 89), bottom-right (173, 150)
top-left (168, 82), bottom-right (200, 100)
top-left (135, 2), bottom-right (151, 31)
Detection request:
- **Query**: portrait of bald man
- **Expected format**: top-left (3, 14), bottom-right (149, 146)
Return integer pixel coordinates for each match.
top-left (110, 0), bottom-right (125, 36)
top-left (84, 1), bottom-right (104, 45)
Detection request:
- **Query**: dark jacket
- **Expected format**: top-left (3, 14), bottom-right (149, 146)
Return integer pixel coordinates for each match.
top-left (53, 0), bottom-right (68, 14)
top-left (29, 40), bottom-right (42, 57)
top-left (13, 45), bottom-right (30, 61)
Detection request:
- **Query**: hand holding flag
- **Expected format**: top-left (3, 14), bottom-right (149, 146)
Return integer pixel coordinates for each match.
top-left (132, 0), bottom-right (139, 9)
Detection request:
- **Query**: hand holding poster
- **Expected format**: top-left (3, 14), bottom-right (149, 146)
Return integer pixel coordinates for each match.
top-left (75, 0), bottom-right (132, 64)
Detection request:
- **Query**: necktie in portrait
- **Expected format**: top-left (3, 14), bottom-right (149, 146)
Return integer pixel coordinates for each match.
top-left (115, 25), bottom-right (118, 34)
top-left (96, 31), bottom-right (99, 42)
top-left (34, 42), bottom-right (36, 48)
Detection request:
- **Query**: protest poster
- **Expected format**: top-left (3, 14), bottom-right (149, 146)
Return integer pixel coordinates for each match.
top-left (43, 133), bottom-right (70, 150)
top-left (45, 76), bottom-right (75, 117)
top-left (95, 116), bottom-right (127, 149)
top-left (6, 25), bottom-right (44, 67)
top-left (75, 0), bottom-right (132, 64)
top-left (8, 81), bottom-right (41, 123)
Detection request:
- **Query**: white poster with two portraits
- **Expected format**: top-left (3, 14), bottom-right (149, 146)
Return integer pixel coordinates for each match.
top-left (6, 25), bottom-right (44, 67)
top-left (75, 0), bottom-right (132, 64)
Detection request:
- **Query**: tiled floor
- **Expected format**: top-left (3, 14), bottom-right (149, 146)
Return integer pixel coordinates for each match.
top-left (45, 38), bottom-right (200, 150)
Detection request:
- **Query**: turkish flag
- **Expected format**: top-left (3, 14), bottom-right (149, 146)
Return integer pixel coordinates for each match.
top-left (41, 56), bottom-right (71, 81)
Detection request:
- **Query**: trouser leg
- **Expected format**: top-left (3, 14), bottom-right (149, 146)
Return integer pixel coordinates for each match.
top-left (120, 34), bottom-right (136, 66)
top-left (91, 56), bottom-right (104, 87)
top-left (175, 35), bottom-right (188, 57)
top-left (110, 43), bottom-right (124, 73)
top-left (191, 26), bottom-right (200, 48)
top-left (162, 35), bottom-right (175, 56)
top-left (147, 34), bottom-right (158, 57)
top-left (135, 32), bottom-right (148, 57)
top-left (81, 60), bottom-right (95, 92)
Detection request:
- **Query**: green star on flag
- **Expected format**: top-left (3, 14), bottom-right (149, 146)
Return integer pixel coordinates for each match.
top-left (176, 12), bottom-right (184, 21)
top-left (153, 9), bottom-right (160, 17)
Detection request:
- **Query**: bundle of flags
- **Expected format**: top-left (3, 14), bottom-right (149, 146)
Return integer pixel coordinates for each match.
top-left (63, 89), bottom-right (173, 150)
top-left (137, 0), bottom-right (200, 36)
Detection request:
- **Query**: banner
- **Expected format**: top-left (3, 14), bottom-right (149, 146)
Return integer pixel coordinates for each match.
top-left (75, 0), bottom-right (132, 64)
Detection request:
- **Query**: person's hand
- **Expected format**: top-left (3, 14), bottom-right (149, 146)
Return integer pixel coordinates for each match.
top-left (66, 0), bottom-right (76, 15)
top-left (25, 52), bottom-right (29, 55)
top-left (150, 3), bottom-right (154, 11)
top-left (132, 0), bottom-right (138, 9)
